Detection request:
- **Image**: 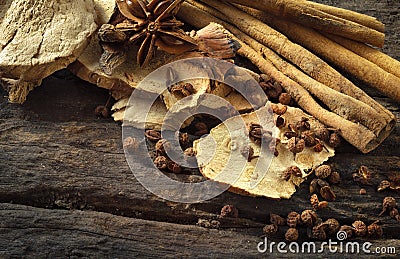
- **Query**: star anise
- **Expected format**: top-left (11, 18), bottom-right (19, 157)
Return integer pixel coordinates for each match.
top-left (99, 0), bottom-right (197, 71)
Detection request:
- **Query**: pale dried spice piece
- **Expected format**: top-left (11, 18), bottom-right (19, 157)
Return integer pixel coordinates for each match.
top-left (328, 171), bottom-right (341, 184)
top-left (287, 211), bottom-right (301, 228)
top-left (145, 130), bottom-right (162, 142)
top-left (320, 186), bottom-right (336, 201)
top-left (389, 208), bottom-right (399, 220)
top-left (301, 210), bottom-right (317, 227)
top-left (220, 205), bottom-right (239, 218)
top-left (352, 220), bottom-right (367, 237)
top-left (285, 228), bottom-right (299, 241)
top-left (123, 137), bottom-right (139, 152)
top-left (314, 165), bottom-right (332, 179)
top-left (339, 225), bottom-right (354, 238)
top-left (367, 222), bottom-right (383, 238)
top-left (310, 194), bottom-right (320, 210)
top-left (270, 214), bottom-right (286, 226)
top-left (193, 105), bottom-right (335, 199)
top-left (154, 156), bottom-right (168, 170)
top-left (263, 224), bottom-right (278, 236)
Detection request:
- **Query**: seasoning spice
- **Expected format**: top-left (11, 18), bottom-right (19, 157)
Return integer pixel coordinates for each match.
top-left (263, 224), bottom-right (278, 236)
top-left (300, 210), bottom-right (317, 227)
top-left (314, 165), bottom-right (332, 179)
top-left (287, 137), bottom-right (305, 154)
top-left (287, 211), bottom-right (301, 228)
top-left (281, 166), bottom-right (302, 181)
top-left (270, 213), bottom-right (286, 226)
top-left (320, 186), bottom-right (336, 201)
top-left (352, 220), bottom-right (367, 237)
top-left (145, 129), bottom-right (162, 142)
top-left (285, 228), bottom-right (299, 241)
top-left (220, 205), bottom-right (239, 218)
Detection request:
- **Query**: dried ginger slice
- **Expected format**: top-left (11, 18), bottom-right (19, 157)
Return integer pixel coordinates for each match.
top-left (193, 104), bottom-right (335, 199)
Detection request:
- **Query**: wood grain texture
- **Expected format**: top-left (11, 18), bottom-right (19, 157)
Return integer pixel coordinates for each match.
top-left (0, 0), bottom-right (399, 257)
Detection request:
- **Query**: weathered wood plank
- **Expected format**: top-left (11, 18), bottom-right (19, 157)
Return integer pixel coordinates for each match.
top-left (0, 0), bottom-right (399, 257)
top-left (1, 203), bottom-right (399, 258)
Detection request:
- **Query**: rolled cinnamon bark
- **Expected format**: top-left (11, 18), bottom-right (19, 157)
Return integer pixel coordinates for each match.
top-left (224, 0), bottom-right (385, 47)
top-left (237, 5), bottom-right (400, 104)
top-left (178, 2), bottom-right (396, 153)
top-left (324, 33), bottom-right (400, 79)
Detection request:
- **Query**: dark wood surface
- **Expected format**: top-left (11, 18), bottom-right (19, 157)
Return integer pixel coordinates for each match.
top-left (1, 0), bottom-right (399, 258)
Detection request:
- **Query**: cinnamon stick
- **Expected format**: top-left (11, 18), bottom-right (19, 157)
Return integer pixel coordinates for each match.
top-left (237, 5), bottom-right (400, 103)
top-left (324, 33), bottom-right (400, 79)
top-left (224, 0), bottom-right (385, 47)
top-left (178, 2), bottom-right (395, 153)
top-left (304, 1), bottom-right (384, 32)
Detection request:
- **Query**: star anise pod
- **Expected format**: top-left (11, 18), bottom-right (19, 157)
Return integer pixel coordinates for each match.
top-left (116, 0), bottom-right (197, 66)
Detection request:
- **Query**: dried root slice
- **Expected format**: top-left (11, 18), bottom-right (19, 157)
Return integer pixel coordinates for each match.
top-left (0, 0), bottom-right (97, 103)
top-left (193, 104), bottom-right (334, 199)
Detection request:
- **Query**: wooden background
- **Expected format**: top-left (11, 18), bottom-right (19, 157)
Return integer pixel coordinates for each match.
top-left (1, 0), bottom-right (399, 257)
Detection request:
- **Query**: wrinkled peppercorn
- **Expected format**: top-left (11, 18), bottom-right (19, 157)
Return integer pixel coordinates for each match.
top-left (379, 197), bottom-right (397, 216)
top-left (320, 186), bottom-right (336, 201)
top-left (145, 130), bottom-right (162, 142)
top-left (155, 139), bottom-right (170, 156)
top-left (301, 210), bottom-right (318, 227)
top-left (263, 224), bottom-right (278, 236)
top-left (154, 156), bottom-right (168, 170)
top-left (367, 222), bottom-right (383, 238)
top-left (353, 165), bottom-right (373, 186)
top-left (312, 224), bottom-right (327, 240)
top-left (282, 166), bottom-right (302, 181)
top-left (220, 205), bottom-right (239, 218)
top-left (323, 218), bottom-right (340, 235)
top-left (287, 211), bottom-right (301, 228)
top-left (288, 137), bottom-right (305, 154)
top-left (328, 171), bottom-right (341, 184)
top-left (352, 220), bottom-right (367, 237)
top-left (315, 165), bottom-right (332, 179)
top-left (328, 131), bottom-right (341, 147)
top-left (314, 128), bottom-right (330, 142)
top-left (278, 93), bottom-right (292, 105)
top-left (270, 213), bottom-right (286, 226)
top-left (285, 228), bottom-right (299, 241)
top-left (123, 137), bottom-right (139, 153)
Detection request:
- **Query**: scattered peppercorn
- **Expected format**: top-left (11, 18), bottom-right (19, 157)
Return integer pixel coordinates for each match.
top-left (155, 139), bottom-right (170, 156)
top-left (287, 211), bottom-right (301, 228)
top-left (285, 228), bottom-right (299, 241)
top-left (270, 103), bottom-right (287, 115)
top-left (275, 115), bottom-right (286, 128)
top-left (328, 131), bottom-right (341, 147)
top-left (220, 205), bottom-right (239, 218)
top-left (144, 130), bottom-right (162, 142)
top-left (352, 220), bottom-right (367, 237)
top-left (315, 165), bottom-right (332, 179)
top-left (367, 222), bottom-right (383, 238)
top-left (328, 171), bottom-right (341, 184)
top-left (123, 137), bottom-right (139, 152)
top-left (313, 139), bottom-right (324, 153)
top-left (301, 210), bottom-right (317, 227)
top-left (312, 224), bottom-right (327, 240)
top-left (278, 93), bottom-right (292, 105)
top-left (323, 218), bottom-right (340, 235)
top-left (154, 156), bottom-right (168, 170)
top-left (282, 166), bottom-right (302, 181)
top-left (270, 213), bottom-right (286, 226)
top-left (288, 137), bottom-right (305, 154)
top-left (320, 186), bottom-right (336, 201)
top-left (379, 197), bottom-right (397, 216)
top-left (263, 224), bottom-right (278, 236)
top-left (167, 160), bottom-right (182, 174)
top-left (94, 105), bottom-right (110, 118)
top-left (314, 128), bottom-right (330, 142)
top-left (295, 117), bottom-right (311, 131)
top-left (339, 225), bottom-right (354, 239)
top-left (359, 188), bottom-right (367, 195)
top-left (284, 131), bottom-right (298, 139)
top-left (377, 180), bottom-right (391, 192)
